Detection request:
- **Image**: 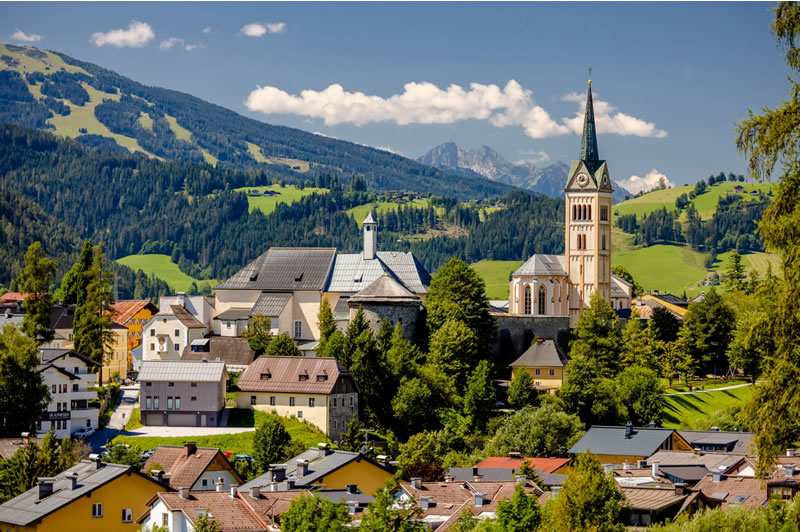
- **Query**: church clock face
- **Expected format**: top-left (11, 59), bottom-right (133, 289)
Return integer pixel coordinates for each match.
top-left (576, 173), bottom-right (589, 187)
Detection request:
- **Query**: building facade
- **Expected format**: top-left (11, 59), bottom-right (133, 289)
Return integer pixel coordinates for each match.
top-left (142, 298), bottom-right (207, 362)
top-left (37, 349), bottom-right (98, 439)
top-left (138, 360), bottom-right (226, 427)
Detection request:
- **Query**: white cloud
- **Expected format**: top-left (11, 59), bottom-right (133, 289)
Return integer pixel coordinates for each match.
top-left (561, 91), bottom-right (667, 138)
top-left (184, 43), bottom-right (203, 51)
top-left (160, 37), bottom-right (203, 51)
top-left (90, 20), bottom-right (154, 48)
top-left (515, 150), bottom-right (550, 165)
top-left (202, 26), bottom-right (213, 34)
top-left (616, 169), bottom-right (673, 195)
top-left (240, 22), bottom-right (286, 37)
top-left (10, 29), bottom-right (42, 43)
top-left (245, 80), bottom-right (665, 140)
top-left (374, 146), bottom-right (404, 156)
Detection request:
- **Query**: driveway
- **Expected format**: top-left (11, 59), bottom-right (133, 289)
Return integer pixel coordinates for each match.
top-left (87, 385), bottom-right (138, 453)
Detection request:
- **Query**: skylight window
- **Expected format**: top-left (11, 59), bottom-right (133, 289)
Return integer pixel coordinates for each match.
top-left (730, 495), bottom-right (749, 505)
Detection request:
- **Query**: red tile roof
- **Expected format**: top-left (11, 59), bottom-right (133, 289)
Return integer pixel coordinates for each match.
top-left (109, 300), bottom-right (157, 325)
top-left (142, 445), bottom-right (241, 489)
top-left (0, 292), bottom-right (28, 302)
top-left (237, 356), bottom-right (356, 395)
top-left (474, 457), bottom-right (569, 474)
top-left (693, 474), bottom-right (767, 509)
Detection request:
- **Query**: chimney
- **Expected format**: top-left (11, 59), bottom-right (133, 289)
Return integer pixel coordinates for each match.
top-left (623, 462), bottom-right (630, 473)
top-left (420, 496), bottom-right (432, 510)
top-left (250, 486), bottom-right (260, 498)
top-left (270, 481), bottom-right (279, 492)
top-left (230, 484), bottom-right (239, 498)
top-left (474, 493), bottom-right (485, 507)
top-left (362, 213), bottom-right (377, 261)
top-left (444, 473), bottom-right (454, 483)
top-left (90, 454), bottom-right (102, 470)
top-left (317, 442), bottom-right (331, 457)
top-left (184, 441), bottom-right (197, 456)
top-left (712, 471), bottom-right (722, 483)
top-left (273, 466), bottom-right (286, 482)
top-left (674, 483), bottom-right (687, 496)
top-left (515, 475), bottom-right (527, 485)
top-left (179, 487), bottom-right (190, 499)
top-left (786, 465), bottom-right (795, 477)
top-left (21, 432), bottom-right (30, 445)
top-left (508, 452), bottom-right (522, 459)
top-left (651, 463), bottom-right (659, 477)
top-left (649, 421), bottom-right (656, 428)
top-left (603, 464), bottom-right (614, 476)
top-left (345, 484), bottom-right (358, 494)
top-left (410, 477), bottom-right (422, 490)
top-left (216, 477), bottom-right (224, 492)
top-left (65, 472), bottom-right (79, 490)
top-left (151, 470), bottom-right (165, 485)
top-left (376, 454), bottom-right (389, 468)
top-left (625, 423), bottom-right (633, 439)
top-left (287, 479), bottom-right (296, 489)
top-left (37, 478), bottom-right (55, 500)
top-left (296, 459), bottom-right (309, 477)
top-left (176, 292), bottom-right (186, 307)
top-left (346, 500), bottom-right (358, 514)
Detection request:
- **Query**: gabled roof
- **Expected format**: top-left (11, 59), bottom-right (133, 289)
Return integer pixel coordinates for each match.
top-left (509, 339), bottom-right (570, 368)
top-left (621, 487), bottom-right (687, 512)
top-left (678, 430), bottom-right (754, 455)
top-left (0, 460), bottom-right (161, 526)
top-left (347, 273), bottom-right (421, 305)
top-left (445, 467), bottom-right (566, 487)
top-left (50, 304), bottom-right (76, 330)
top-left (39, 348), bottom-right (95, 367)
top-left (513, 254), bottom-right (567, 277)
top-left (693, 474), bottom-right (768, 509)
top-left (138, 360), bottom-right (226, 383)
top-left (216, 248), bottom-right (337, 291)
top-left (142, 445), bottom-right (240, 489)
top-left (109, 300), bottom-right (158, 325)
top-left (181, 337), bottom-right (256, 367)
top-left (326, 251), bottom-right (430, 294)
top-left (168, 306), bottom-right (206, 329)
top-left (569, 426), bottom-right (682, 458)
top-left (473, 457), bottom-right (569, 474)
top-left (646, 450), bottom-right (746, 474)
top-left (236, 356), bottom-right (354, 395)
top-left (251, 293), bottom-right (292, 317)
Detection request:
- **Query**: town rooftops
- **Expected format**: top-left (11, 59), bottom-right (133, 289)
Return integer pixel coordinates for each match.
top-left (142, 443), bottom-right (241, 489)
top-left (621, 486), bottom-right (688, 512)
top-left (0, 460), bottom-right (157, 526)
top-left (646, 450), bottom-right (747, 474)
top-left (181, 337), bottom-right (256, 368)
top-left (693, 474), bottom-right (768, 509)
top-left (509, 339), bottom-right (570, 369)
top-left (138, 360), bottom-right (226, 383)
top-left (166, 305), bottom-right (206, 329)
top-left (445, 467), bottom-right (566, 487)
top-left (50, 304), bottom-right (76, 330)
top-left (109, 300), bottom-right (158, 325)
top-left (678, 430), bottom-right (753, 455)
top-left (513, 254), bottom-right (567, 277)
top-left (39, 348), bottom-right (95, 367)
top-left (236, 356), bottom-right (355, 395)
top-left (215, 248), bottom-right (337, 291)
top-left (347, 273), bottom-right (421, 305)
top-left (473, 457), bottom-right (569, 475)
top-left (568, 425), bottom-right (686, 458)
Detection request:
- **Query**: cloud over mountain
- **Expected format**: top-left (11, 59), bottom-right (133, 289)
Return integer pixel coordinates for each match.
top-left (616, 169), bottom-right (673, 195)
top-left (10, 29), bottom-right (42, 43)
top-left (90, 20), bottom-right (155, 48)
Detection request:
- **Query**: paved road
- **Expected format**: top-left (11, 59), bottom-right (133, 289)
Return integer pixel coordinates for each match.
top-left (665, 382), bottom-right (754, 396)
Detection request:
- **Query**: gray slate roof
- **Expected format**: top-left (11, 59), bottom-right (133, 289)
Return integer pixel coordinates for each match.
top-left (251, 293), bottom-right (292, 317)
top-left (216, 248), bottom-right (336, 291)
top-left (327, 252), bottom-right (430, 294)
top-left (348, 274), bottom-right (421, 305)
top-left (214, 307), bottom-right (253, 321)
top-left (678, 430), bottom-right (754, 455)
top-left (510, 339), bottom-right (569, 368)
top-left (138, 360), bottom-right (226, 383)
top-left (0, 460), bottom-right (145, 526)
top-left (568, 426), bottom-right (678, 458)
top-left (513, 254), bottom-right (567, 277)
top-left (646, 450), bottom-right (746, 473)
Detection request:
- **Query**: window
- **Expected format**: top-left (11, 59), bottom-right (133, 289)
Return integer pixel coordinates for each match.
top-left (524, 285), bottom-right (531, 315)
top-left (269, 396), bottom-right (276, 406)
top-left (309, 398), bottom-right (315, 407)
top-left (57, 403), bottom-right (62, 412)
top-left (202, 479), bottom-right (208, 487)
top-left (602, 234), bottom-right (606, 250)
top-left (538, 285), bottom-right (546, 315)
top-left (333, 398), bottom-right (337, 407)
top-left (293, 320), bottom-right (303, 339)
top-left (588, 205), bottom-right (592, 220)
top-left (174, 343), bottom-right (179, 351)
top-left (74, 366), bottom-right (79, 374)
top-left (250, 396), bottom-right (257, 405)
top-left (535, 369), bottom-right (541, 376)
top-left (297, 410), bottom-right (303, 419)
top-left (299, 374), bottom-right (309, 381)
top-left (150, 343), bottom-right (155, 351)
top-left (175, 397), bottom-right (181, 410)
top-left (771, 487), bottom-right (793, 501)
top-left (153, 397), bottom-right (159, 409)
top-left (549, 369), bottom-right (555, 376)
top-left (289, 397), bottom-right (295, 407)
top-left (191, 382), bottom-right (197, 387)
top-left (167, 397), bottom-right (173, 410)
top-left (73, 383), bottom-right (79, 392)
top-left (600, 206), bottom-right (608, 221)
top-left (92, 503), bottom-right (103, 518)
top-left (191, 396), bottom-right (197, 401)
top-left (174, 329), bottom-right (179, 337)
top-left (146, 397), bottom-right (151, 409)
top-left (572, 205), bottom-right (577, 220)
top-left (168, 382), bottom-right (174, 387)
top-left (226, 322), bottom-right (232, 329)
top-left (52, 384), bottom-right (57, 394)
top-left (122, 508), bottom-right (132, 523)
top-left (163, 513), bottom-right (168, 527)
top-left (146, 381), bottom-right (152, 387)
top-left (86, 419), bottom-right (91, 427)
top-left (260, 373), bottom-right (271, 380)
top-left (350, 397), bottom-right (354, 407)
top-left (316, 375), bottom-right (328, 382)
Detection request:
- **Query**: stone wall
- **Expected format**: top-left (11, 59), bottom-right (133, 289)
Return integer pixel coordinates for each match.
top-left (349, 303), bottom-right (421, 343)
top-left (492, 314), bottom-right (571, 363)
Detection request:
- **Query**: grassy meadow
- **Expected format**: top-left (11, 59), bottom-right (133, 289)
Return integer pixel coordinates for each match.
top-left (115, 254), bottom-right (217, 293)
top-left (232, 184), bottom-right (327, 215)
top-left (471, 260), bottom-right (524, 300)
top-left (661, 385), bottom-right (753, 430)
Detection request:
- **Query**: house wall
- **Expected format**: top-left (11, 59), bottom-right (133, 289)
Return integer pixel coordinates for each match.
top-left (101, 328), bottom-right (128, 383)
top-left (214, 318), bottom-right (248, 337)
top-left (310, 458), bottom-right (393, 495)
top-left (293, 291), bottom-right (322, 340)
top-left (39, 355), bottom-right (98, 439)
top-left (0, 469), bottom-right (165, 532)
top-left (123, 308), bottom-right (155, 352)
top-left (213, 290), bottom-right (261, 318)
top-left (492, 315), bottom-right (570, 358)
top-left (509, 275), bottom-right (569, 317)
top-left (143, 318), bottom-right (205, 362)
top-left (140, 377), bottom-right (225, 427)
top-left (511, 366), bottom-right (565, 390)
top-left (140, 499), bottom-right (189, 532)
top-left (236, 391), bottom-right (331, 435)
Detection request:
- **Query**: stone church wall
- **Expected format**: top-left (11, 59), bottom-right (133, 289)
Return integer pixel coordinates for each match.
top-left (349, 303), bottom-right (421, 343)
top-left (492, 315), bottom-right (571, 362)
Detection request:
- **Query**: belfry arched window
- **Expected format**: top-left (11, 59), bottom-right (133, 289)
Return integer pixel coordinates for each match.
top-left (588, 205), bottom-right (592, 220)
top-left (538, 285), bottom-right (546, 315)
top-left (524, 285), bottom-right (532, 315)
top-left (602, 234), bottom-right (606, 250)
top-left (572, 205), bottom-right (577, 221)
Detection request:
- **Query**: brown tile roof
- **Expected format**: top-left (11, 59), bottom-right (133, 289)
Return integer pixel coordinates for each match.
top-left (693, 474), bottom-right (767, 509)
top-left (170, 305), bottom-right (206, 329)
top-left (621, 487), bottom-right (687, 512)
top-left (142, 445), bottom-right (240, 489)
top-left (0, 436), bottom-right (42, 460)
top-left (474, 457), bottom-right (569, 474)
top-left (182, 337), bottom-right (256, 367)
top-left (238, 490), bottom-right (307, 526)
top-left (109, 300), bottom-right (158, 325)
top-left (236, 356), bottom-right (355, 395)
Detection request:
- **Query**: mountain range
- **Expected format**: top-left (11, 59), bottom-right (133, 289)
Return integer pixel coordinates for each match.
top-left (417, 142), bottom-right (631, 203)
top-left (0, 43), bottom-right (512, 200)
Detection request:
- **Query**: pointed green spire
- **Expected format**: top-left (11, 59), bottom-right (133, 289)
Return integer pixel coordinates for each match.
top-left (580, 81), bottom-right (600, 173)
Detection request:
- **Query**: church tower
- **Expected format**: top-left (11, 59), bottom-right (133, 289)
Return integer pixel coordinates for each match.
top-left (363, 212), bottom-right (377, 260)
top-left (564, 78), bottom-right (613, 323)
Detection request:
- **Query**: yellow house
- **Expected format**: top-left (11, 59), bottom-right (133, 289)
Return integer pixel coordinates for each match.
top-left (101, 323), bottom-right (129, 384)
top-left (0, 458), bottom-right (169, 531)
top-left (509, 338), bottom-right (570, 392)
top-left (241, 445), bottom-right (394, 495)
top-left (236, 356), bottom-right (359, 442)
top-left (109, 300), bottom-right (159, 366)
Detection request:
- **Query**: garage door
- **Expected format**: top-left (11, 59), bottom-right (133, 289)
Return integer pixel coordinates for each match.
top-left (167, 413), bottom-right (197, 426)
top-left (144, 413), bottom-right (166, 426)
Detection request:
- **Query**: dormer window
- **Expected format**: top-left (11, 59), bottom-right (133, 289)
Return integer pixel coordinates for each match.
top-left (260, 372), bottom-right (271, 380)
top-left (316, 375), bottom-right (328, 382)
top-left (294, 273), bottom-right (304, 282)
top-left (299, 373), bottom-right (309, 381)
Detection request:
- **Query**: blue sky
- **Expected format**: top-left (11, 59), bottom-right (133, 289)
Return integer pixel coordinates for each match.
top-left (2, 2), bottom-right (789, 191)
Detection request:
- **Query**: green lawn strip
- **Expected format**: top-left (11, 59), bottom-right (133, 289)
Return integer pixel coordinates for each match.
top-left (115, 253), bottom-right (216, 293)
top-left (471, 259), bottom-right (524, 300)
top-left (663, 378), bottom-right (749, 394)
top-left (661, 386), bottom-right (753, 429)
top-left (124, 408), bottom-right (143, 430)
top-left (231, 184), bottom-right (327, 216)
top-left (113, 433), bottom-right (256, 455)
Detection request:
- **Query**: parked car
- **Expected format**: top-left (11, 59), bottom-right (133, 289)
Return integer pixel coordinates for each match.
top-left (72, 427), bottom-right (95, 439)
top-left (141, 448), bottom-right (155, 460)
top-left (234, 454), bottom-right (253, 462)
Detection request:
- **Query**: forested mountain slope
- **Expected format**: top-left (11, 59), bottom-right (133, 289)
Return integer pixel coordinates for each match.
top-left (0, 43), bottom-right (513, 199)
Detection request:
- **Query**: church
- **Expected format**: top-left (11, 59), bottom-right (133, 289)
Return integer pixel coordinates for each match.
top-left (507, 79), bottom-right (633, 326)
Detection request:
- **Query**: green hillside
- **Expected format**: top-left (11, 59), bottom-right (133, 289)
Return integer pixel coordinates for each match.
top-left (115, 254), bottom-right (217, 293)
top-left (662, 385), bottom-right (753, 429)
top-left (471, 260), bottom-right (524, 300)
top-left (0, 43), bottom-right (513, 200)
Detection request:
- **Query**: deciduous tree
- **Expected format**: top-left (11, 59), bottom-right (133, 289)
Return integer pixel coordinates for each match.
top-left (615, 366), bottom-right (664, 426)
top-left (243, 315), bottom-right (273, 355)
top-left (428, 319), bottom-right (479, 391)
top-left (252, 414), bottom-right (291, 474)
top-left (486, 404), bottom-right (584, 458)
top-left (507, 369), bottom-right (537, 409)
top-left (280, 495), bottom-right (350, 532)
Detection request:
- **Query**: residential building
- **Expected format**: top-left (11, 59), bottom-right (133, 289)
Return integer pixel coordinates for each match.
top-left (142, 297), bottom-right (207, 362)
top-left (508, 339), bottom-right (570, 392)
top-left (242, 444), bottom-right (394, 495)
top-left (568, 424), bottom-right (693, 464)
top-left (109, 300), bottom-right (158, 367)
top-left (235, 356), bottom-right (358, 441)
top-left (37, 349), bottom-right (98, 439)
top-left (645, 451), bottom-right (749, 478)
top-left (138, 486), bottom-right (305, 532)
top-left (692, 472), bottom-right (768, 510)
top-left (101, 323), bottom-right (129, 383)
top-left (621, 486), bottom-right (690, 527)
top-left (181, 336), bottom-right (257, 372)
top-left (473, 456), bottom-right (570, 474)
top-left (142, 443), bottom-right (242, 491)
top-left (444, 467), bottom-right (566, 489)
top-left (212, 218), bottom-right (430, 343)
top-left (0, 458), bottom-right (169, 532)
top-left (635, 292), bottom-right (690, 320)
top-left (138, 360), bottom-right (226, 427)
top-left (677, 429), bottom-right (753, 455)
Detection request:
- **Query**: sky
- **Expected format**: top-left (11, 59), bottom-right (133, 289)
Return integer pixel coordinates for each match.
top-left (1, 2), bottom-right (790, 191)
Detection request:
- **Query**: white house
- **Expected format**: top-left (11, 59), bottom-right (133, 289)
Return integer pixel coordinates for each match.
top-left (142, 295), bottom-right (208, 362)
top-left (37, 349), bottom-right (99, 439)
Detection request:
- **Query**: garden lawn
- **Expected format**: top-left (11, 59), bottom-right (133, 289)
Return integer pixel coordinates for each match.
top-left (661, 385), bottom-right (754, 429)
top-left (471, 259), bottom-right (524, 300)
top-left (225, 409), bottom-right (330, 448)
top-left (113, 433), bottom-right (256, 455)
top-left (115, 254), bottom-right (216, 293)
